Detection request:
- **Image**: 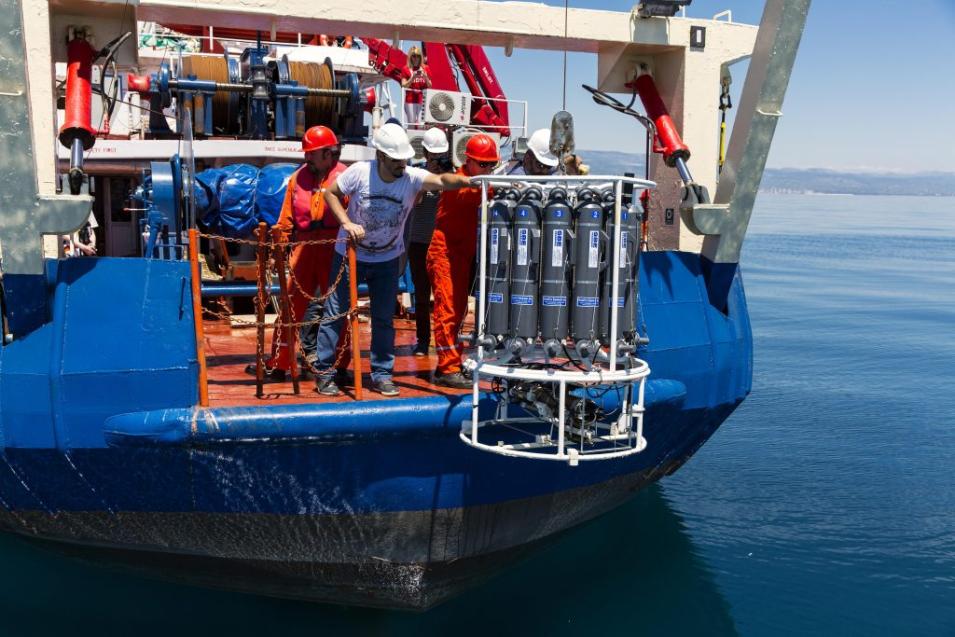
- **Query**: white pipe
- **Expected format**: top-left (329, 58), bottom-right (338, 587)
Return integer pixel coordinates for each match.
top-left (609, 180), bottom-right (623, 370)
top-left (457, 432), bottom-right (647, 462)
top-left (470, 174), bottom-right (655, 187)
top-left (472, 182), bottom-right (489, 445)
top-left (557, 379), bottom-right (566, 458)
top-left (636, 378), bottom-right (646, 445)
top-left (476, 361), bottom-right (647, 383)
top-left (617, 384), bottom-right (630, 435)
top-left (471, 367), bottom-right (479, 445)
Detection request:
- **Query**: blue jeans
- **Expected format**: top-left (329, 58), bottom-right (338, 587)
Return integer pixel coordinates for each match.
top-left (307, 251), bottom-right (399, 383)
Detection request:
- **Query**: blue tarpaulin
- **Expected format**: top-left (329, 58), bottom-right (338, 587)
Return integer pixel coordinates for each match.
top-left (216, 164), bottom-right (259, 238)
top-left (194, 168), bottom-right (225, 229)
top-left (191, 163), bottom-right (301, 238)
top-left (255, 163), bottom-right (298, 226)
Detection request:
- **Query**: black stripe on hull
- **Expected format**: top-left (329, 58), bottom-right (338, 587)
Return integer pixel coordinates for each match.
top-left (0, 467), bottom-right (672, 609)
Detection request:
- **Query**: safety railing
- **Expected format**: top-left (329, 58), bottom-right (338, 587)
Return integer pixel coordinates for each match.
top-left (461, 174), bottom-right (655, 465)
top-left (188, 222), bottom-right (364, 402)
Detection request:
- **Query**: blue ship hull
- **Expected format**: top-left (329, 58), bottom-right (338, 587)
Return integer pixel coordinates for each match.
top-left (0, 250), bottom-right (751, 608)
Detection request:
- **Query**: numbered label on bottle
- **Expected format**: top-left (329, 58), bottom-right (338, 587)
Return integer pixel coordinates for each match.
top-left (490, 228), bottom-right (499, 264)
top-left (589, 230), bottom-right (600, 268)
top-left (552, 229), bottom-right (564, 267)
top-left (517, 228), bottom-right (529, 266)
top-left (621, 231), bottom-right (629, 268)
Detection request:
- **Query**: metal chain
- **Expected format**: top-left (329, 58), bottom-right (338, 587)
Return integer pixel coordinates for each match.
top-left (201, 282), bottom-right (354, 328)
top-left (285, 251), bottom-right (348, 305)
top-left (331, 316), bottom-right (353, 370)
top-left (202, 301), bottom-right (355, 328)
top-left (198, 230), bottom-right (344, 248)
top-left (198, 229), bottom-right (361, 375)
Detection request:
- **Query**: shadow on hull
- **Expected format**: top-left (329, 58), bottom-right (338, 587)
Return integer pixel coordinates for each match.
top-left (2, 484), bottom-right (738, 635)
top-left (12, 466), bottom-right (679, 610)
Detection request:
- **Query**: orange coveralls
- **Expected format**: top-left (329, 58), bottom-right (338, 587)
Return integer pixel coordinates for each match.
top-left (267, 162), bottom-right (350, 371)
top-left (426, 168), bottom-right (490, 375)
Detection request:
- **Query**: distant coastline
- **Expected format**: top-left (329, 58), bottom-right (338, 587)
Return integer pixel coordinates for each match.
top-left (579, 150), bottom-right (955, 197)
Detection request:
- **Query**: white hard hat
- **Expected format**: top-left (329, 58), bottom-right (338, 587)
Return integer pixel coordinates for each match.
top-left (421, 127), bottom-right (449, 153)
top-left (373, 123), bottom-right (416, 160)
top-left (527, 128), bottom-right (559, 167)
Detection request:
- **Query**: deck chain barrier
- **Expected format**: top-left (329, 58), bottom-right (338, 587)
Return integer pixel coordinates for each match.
top-left (195, 229), bottom-right (363, 397)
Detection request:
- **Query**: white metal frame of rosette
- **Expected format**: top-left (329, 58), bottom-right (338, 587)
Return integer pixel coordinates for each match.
top-left (461, 174), bottom-right (656, 466)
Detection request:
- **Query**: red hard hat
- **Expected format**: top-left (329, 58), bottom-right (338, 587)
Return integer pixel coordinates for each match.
top-left (302, 126), bottom-right (339, 152)
top-left (465, 133), bottom-right (499, 163)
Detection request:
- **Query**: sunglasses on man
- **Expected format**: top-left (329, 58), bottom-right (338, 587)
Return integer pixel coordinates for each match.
top-left (323, 147), bottom-right (341, 158)
top-left (475, 160), bottom-right (498, 169)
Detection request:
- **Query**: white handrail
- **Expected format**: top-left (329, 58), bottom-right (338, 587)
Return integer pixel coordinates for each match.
top-left (470, 174), bottom-right (656, 187)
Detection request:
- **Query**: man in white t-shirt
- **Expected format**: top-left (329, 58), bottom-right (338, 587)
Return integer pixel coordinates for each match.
top-left (305, 123), bottom-right (471, 397)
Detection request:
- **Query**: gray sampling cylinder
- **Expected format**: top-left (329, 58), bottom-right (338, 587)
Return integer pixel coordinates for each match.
top-left (483, 188), bottom-right (519, 347)
top-left (539, 187), bottom-right (573, 358)
top-left (571, 188), bottom-right (607, 361)
top-left (506, 187), bottom-right (543, 358)
top-left (599, 188), bottom-right (639, 349)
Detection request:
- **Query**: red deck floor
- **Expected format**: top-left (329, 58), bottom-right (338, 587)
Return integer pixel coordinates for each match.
top-left (203, 316), bottom-right (473, 407)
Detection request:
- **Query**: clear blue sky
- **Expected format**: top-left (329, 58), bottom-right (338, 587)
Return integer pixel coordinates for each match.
top-left (476, 0), bottom-right (955, 173)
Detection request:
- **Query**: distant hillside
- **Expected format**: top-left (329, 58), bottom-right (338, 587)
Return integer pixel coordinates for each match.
top-left (577, 150), bottom-right (647, 176)
top-left (759, 168), bottom-right (955, 197)
top-left (578, 150), bottom-right (955, 197)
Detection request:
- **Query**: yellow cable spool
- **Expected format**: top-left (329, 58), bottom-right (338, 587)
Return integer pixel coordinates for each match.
top-left (182, 55), bottom-right (341, 137)
top-left (180, 56), bottom-right (238, 135)
top-left (287, 58), bottom-right (338, 130)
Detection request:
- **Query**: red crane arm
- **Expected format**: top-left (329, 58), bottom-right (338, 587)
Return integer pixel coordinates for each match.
top-left (366, 39), bottom-right (511, 137)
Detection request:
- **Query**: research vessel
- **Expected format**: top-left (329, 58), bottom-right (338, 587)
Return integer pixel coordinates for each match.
top-left (0, 0), bottom-right (808, 609)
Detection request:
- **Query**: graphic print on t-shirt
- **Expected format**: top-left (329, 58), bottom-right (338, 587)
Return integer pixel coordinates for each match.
top-left (360, 194), bottom-right (405, 250)
top-left (335, 162), bottom-right (427, 262)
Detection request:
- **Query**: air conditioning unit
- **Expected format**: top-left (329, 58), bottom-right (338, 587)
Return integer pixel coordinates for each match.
top-left (451, 129), bottom-right (501, 167)
top-left (406, 129), bottom-right (428, 163)
top-left (423, 89), bottom-right (471, 127)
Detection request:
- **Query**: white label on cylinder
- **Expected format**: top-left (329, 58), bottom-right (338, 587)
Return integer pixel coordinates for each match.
top-left (490, 228), bottom-right (499, 264)
top-left (517, 228), bottom-right (528, 266)
top-left (621, 231), bottom-right (629, 268)
top-left (552, 229), bottom-right (564, 267)
top-left (588, 230), bottom-right (599, 268)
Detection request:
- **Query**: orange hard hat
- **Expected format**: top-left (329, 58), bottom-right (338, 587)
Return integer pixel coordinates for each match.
top-left (302, 126), bottom-right (339, 152)
top-left (465, 133), bottom-right (499, 163)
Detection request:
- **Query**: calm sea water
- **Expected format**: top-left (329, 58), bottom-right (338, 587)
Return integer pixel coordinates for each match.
top-left (2, 194), bottom-right (954, 636)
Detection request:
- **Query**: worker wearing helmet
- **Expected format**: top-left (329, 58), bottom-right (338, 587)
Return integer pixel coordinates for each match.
top-left (407, 127), bottom-right (452, 355)
top-left (426, 133), bottom-right (500, 388)
top-left (248, 125), bottom-right (350, 382)
top-left (308, 123), bottom-right (472, 397)
top-left (508, 128), bottom-right (559, 176)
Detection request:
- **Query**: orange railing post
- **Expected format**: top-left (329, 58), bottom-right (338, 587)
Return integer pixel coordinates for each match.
top-left (254, 222), bottom-right (268, 398)
top-left (272, 227), bottom-right (299, 395)
top-left (188, 229), bottom-right (209, 407)
top-left (347, 241), bottom-right (363, 400)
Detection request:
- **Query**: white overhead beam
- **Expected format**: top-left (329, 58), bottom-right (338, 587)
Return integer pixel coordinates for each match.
top-left (135, 0), bottom-right (685, 53)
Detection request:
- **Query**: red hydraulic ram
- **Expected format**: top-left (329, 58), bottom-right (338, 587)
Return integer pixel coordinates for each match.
top-left (630, 72), bottom-right (692, 180)
top-left (59, 32), bottom-right (99, 194)
top-left (630, 71), bottom-right (709, 206)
